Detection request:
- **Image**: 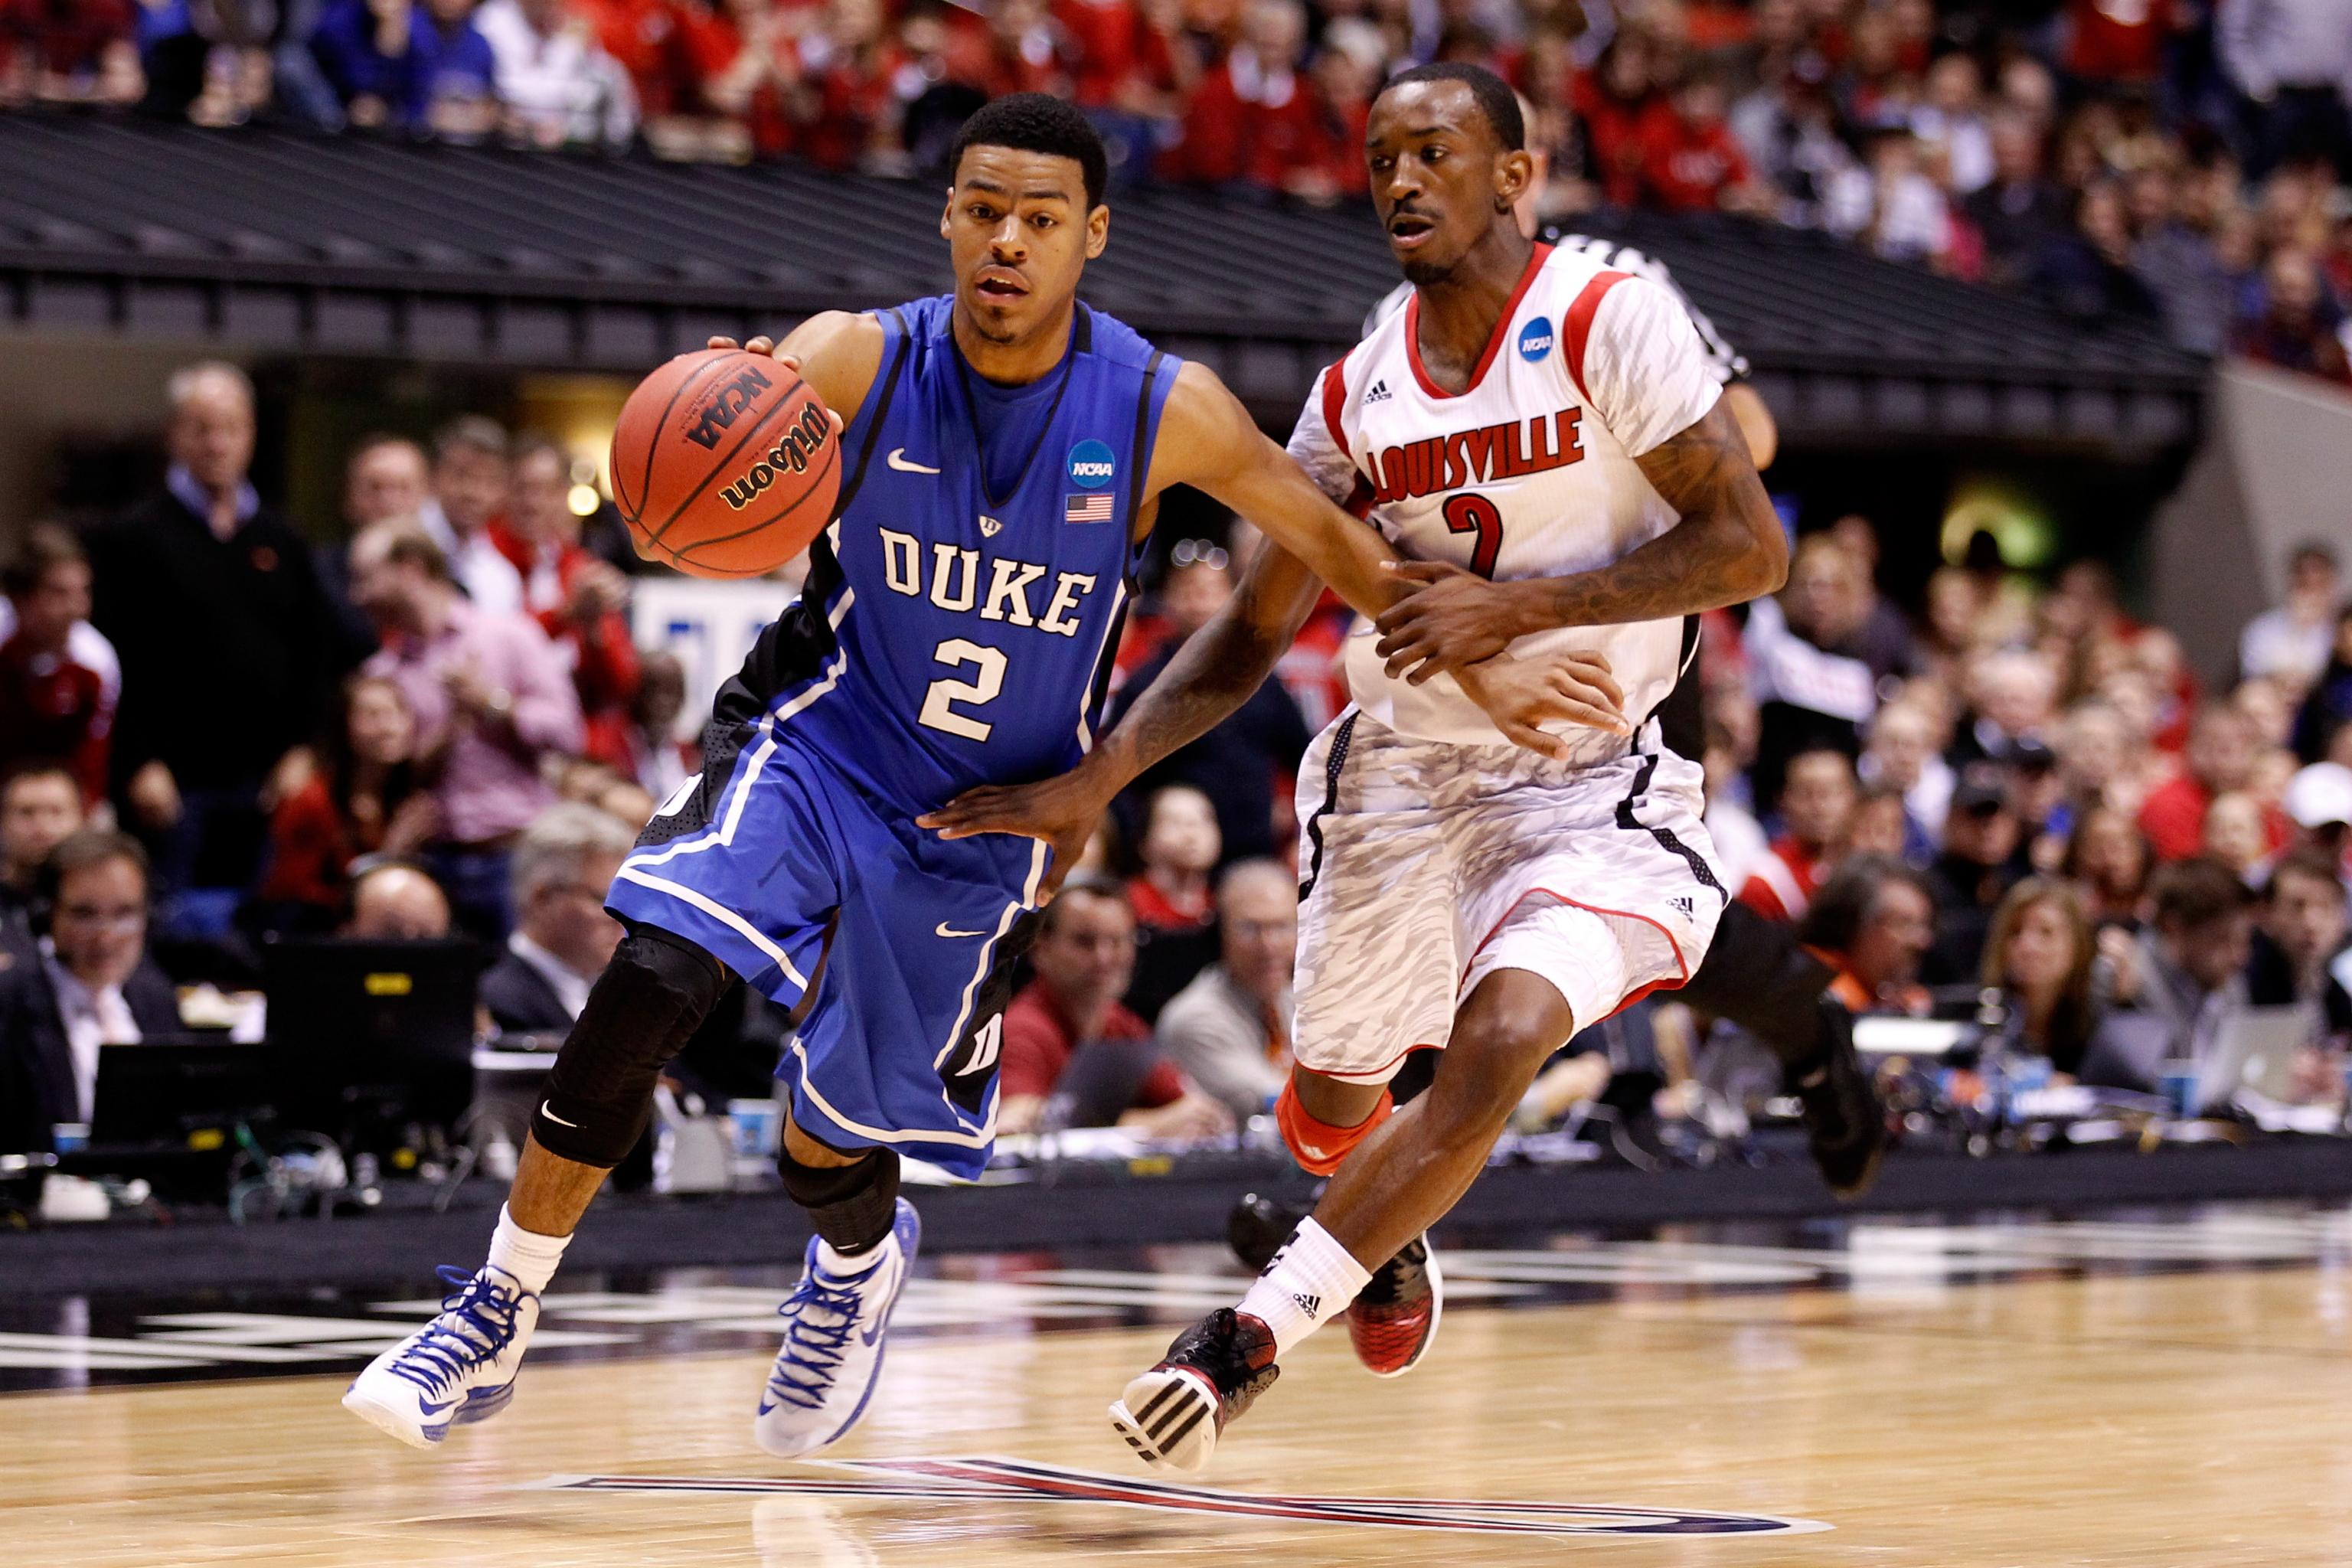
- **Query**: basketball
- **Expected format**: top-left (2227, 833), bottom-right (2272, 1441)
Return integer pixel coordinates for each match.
top-left (609, 347), bottom-right (841, 578)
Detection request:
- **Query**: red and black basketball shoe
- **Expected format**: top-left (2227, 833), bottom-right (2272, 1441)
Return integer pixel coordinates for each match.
top-left (1109, 1308), bottom-right (1279, 1472)
top-left (1347, 1233), bottom-right (1442, 1377)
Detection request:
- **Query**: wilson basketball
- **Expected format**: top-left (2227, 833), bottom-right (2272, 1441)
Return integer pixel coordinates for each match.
top-left (609, 348), bottom-right (841, 578)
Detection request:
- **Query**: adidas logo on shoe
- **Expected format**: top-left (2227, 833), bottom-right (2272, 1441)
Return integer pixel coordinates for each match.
top-left (1364, 379), bottom-right (1392, 403)
top-left (1292, 1292), bottom-right (1323, 1318)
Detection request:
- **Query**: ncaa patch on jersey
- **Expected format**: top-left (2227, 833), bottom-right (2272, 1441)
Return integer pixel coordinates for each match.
top-left (1067, 439), bottom-right (1116, 490)
top-left (1518, 315), bottom-right (1555, 363)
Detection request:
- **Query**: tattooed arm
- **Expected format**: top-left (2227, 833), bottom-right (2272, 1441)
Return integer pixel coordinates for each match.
top-left (1369, 394), bottom-right (1789, 682)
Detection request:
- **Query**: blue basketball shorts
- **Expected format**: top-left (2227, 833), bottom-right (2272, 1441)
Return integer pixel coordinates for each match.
top-left (603, 710), bottom-right (1047, 1179)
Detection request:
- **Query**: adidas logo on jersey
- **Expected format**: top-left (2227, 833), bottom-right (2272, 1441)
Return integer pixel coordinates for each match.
top-left (1364, 378), bottom-right (1393, 403)
top-left (1671, 896), bottom-right (1696, 917)
top-left (1292, 1292), bottom-right (1323, 1318)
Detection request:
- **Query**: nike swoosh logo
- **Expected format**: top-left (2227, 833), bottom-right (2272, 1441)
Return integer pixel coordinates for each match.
top-left (541, 1101), bottom-right (580, 1129)
top-left (859, 1256), bottom-right (904, 1347)
top-left (935, 922), bottom-right (985, 939)
top-left (418, 1396), bottom-right (457, 1416)
top-left (887, 449), bottom-right (941, 474)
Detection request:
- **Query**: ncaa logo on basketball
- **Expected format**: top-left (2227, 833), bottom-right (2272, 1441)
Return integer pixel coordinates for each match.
top-left (682, 364), bottom-right (776, 449)
top-left (1517, 316), bottom-right (1555, 363)
top-left (1067, 439), bottom-right (1116, 490)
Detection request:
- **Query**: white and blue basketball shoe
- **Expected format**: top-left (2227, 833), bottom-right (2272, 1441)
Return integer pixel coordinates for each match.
top-left (754, 1199), bottom-right (920, 1458)
top-left (342, 1264), bottom-right (539, 1449)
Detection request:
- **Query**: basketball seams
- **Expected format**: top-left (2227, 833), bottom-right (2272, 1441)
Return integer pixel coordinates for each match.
top-left (625, 351), bottom-right (737, 528)
top-left (646, 368), bottom-right (812, 547)
top-left (666, 422), bottom-right (840, 564)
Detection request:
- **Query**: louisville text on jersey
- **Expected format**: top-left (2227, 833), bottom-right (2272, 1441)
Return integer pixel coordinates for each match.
top-left (1364, 408), bottom-right (1584, 504)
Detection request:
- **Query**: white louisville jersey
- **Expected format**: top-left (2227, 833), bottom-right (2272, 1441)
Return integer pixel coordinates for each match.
top-left (1292, 240), bottom-right (1723, 755)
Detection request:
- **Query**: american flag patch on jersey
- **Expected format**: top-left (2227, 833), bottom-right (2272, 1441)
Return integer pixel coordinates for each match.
top-left (1064, 492), bottom-right (1115, 524)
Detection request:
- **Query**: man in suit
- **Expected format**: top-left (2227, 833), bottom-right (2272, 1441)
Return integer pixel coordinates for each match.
top-left (0, 830), bottom-right (181, 1154)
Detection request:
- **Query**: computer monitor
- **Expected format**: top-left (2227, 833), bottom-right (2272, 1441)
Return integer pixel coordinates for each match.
top-left (86, 1034), bottom-right (273, 1151)
top-left (262, 936), bottom-right (484, 1143)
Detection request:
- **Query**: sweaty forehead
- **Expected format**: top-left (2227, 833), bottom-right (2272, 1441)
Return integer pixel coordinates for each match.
top-left (952, 145), bottom-right (1086, 203)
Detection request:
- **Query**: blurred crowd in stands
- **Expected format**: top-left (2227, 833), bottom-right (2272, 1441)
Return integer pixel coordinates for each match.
top-left (5, 352), bottom-right (2352, 1163)
top-left (3, 0), bottom-right (2350, 379)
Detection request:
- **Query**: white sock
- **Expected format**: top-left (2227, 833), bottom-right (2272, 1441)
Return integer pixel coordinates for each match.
top-left (1236, 1218), bottom-right (1373, 1357)
top-left (485, 1204), bottom-right (570, 1295)
top-left (815, 1239), bottom-right (889, 1277)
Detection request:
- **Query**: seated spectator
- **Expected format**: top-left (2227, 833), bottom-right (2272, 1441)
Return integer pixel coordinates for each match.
top-left (2204, 790), bottom-right (2275, 885)
top-left (420, 416), bottom-right (527, 617)
top-left (493, 436), bottom-right (640, 766)
top-left (2141, 701), bottom-right (2280, 861)
top-left (310, 0), bottom-right (500, 132)
top-left (342, 857), bottom-right (455, 939)
top-left (1110, 551), bottom-right (1310, 866)
top-left (256, 675), bottom-right (434, 928)
top-left (614, 648), bottom-right (695, 801)
top-left (474, 0), bottom-right (639, 149)
top-left (1155, 860), bottom-right (1295, 1123)
top-left (1636, 68), bottom-right (1760, 213)
top-left (1125, 782), bottom-right (1221, 1022)
top-left (1796, 854), bottom-right (1934, 1015)
top-left (2245, 848), bottom-right (2352, 1033)
top-left (2234, 245), bottom-right (2351, 384)
top-left (0, 526), bottom-right (117, 808)
top-left (5, 0), bottom-right (144, 106)
top-left (2282, 760), bottom-right (2352, 861)
top-left (2292, 606), bottom-right (2352, 763)
top-left (477, 803), bottom-right (634, 1031)
top-left (1980, 877), bottom-right (2107, 1075)
top-left (1738, 746), bottom-right (1855, 923)
top-left (1743, 535), bottom-right (1877, 808)
top-left (0, 763), bottom-right (87, 937)
top-left (349, 523), bottom-right (584, 936)
top-left (1860, 698), bottom-right (1951, 850)
top-left (1999, 737), bottom-right (2068, 874)
top-left (997, 878), bottom-right (1230, 1139)
top-left (2240, 541), bottom-right (2338, 687)
top-left (2082, 857), bottom-right (2256, 1112)
top-left (1921, 764), bottom-right (2020, 982)
top-left (1949, 648), bottom-right (2056, 769)
top-left (1963, 108), bottom-right (2071, 289)
top-left (0, 831), bottom-right (181, 1155)
top-left (1848, 779), bottom-right (1913, 861)
top-left (2063, 802), bottom-right (2152, 933)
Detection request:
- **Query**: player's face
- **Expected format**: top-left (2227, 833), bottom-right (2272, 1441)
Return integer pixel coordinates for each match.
top-left (941, 146), bottom-right (1109, 347)
top-left (1364, 81), bottom-right (1532, 284)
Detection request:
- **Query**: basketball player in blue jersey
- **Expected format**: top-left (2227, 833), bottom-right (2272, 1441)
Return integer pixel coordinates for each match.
top-left (342, 93), bottom-right (1622, 1458)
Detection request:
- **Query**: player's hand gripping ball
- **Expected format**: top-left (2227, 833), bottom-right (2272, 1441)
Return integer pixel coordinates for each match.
top-left (610, 348), bottom-right (841, 578)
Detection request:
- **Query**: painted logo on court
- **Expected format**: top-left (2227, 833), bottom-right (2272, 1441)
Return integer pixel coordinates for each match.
top-left (534, 1457), bottom-right (1830, 1539)
top-left (1067, 439), bottom-right (1116, 489)
top-left (1517, 316), bottom-right (1555, 363)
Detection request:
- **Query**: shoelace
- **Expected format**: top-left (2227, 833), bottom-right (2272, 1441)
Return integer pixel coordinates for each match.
top-left (764, 1269), bottom-right (870, 1411)
top-left (386, 1266), bottom-right (528, 1398)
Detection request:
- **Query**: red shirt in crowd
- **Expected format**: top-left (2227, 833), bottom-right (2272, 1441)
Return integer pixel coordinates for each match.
top-left (2137, 773), bottom-right (2291, 862)
top-left (0, 628), bottom-right (115, 807)
top-left (1572, 74), bottom-right (1652, 207)
top-left (998, 981), bottom-right (1185, 1106)
top-left (1738, 838), bottom-right (1829, 923)
top-left (1127, 873), bottom-right (1211, 932)
top-left (2064, 0), bottom-right (2179, 83)
top-left (488, 521), bottom-right (642, 771)
top-left (1168, 51), bottom-right (1324, 190)
top-left (1053, 0), bottom-right (1173, 107)
top-left (1634, 100), bottom-right (1749, 211)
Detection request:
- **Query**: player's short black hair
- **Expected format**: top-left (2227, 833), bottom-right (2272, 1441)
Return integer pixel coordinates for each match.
top-left (1377, 63), bottom-right (1527, 152)
top-left (949, 93), bottom-right (1109, 211)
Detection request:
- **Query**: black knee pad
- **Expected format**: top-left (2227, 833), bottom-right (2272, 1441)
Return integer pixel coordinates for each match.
top-left (531, 923), bottom-right (730, 1167)
top-left (779, 1143), bottom-right (901, 1256)
top-left (1677, 900), bottom-right (1836, 1066)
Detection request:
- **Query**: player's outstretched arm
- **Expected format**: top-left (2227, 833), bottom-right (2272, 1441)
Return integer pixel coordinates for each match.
top-left (1371, 396), bottom-right (1788, 683)
top-left (918, 541), bottom-right (1325, 881)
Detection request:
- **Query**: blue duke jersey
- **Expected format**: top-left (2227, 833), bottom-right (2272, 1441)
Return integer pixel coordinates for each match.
top-left (606, 296), bottom-right (1178, 1178)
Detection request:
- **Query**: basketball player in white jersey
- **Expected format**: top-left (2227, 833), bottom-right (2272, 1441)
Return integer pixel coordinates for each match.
top-left (929, 62), bottom-right (1791, 1470)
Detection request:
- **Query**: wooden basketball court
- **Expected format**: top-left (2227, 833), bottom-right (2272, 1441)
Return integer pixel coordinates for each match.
top-left (6, 1210), bottom-right (2350, 1566)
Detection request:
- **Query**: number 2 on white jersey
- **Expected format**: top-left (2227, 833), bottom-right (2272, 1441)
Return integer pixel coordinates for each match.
top-left (919, 638), bottom-right (1007, 741)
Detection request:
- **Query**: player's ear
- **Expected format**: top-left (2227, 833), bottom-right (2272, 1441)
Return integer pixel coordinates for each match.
top-left (1085, 204), bottom-right (1109, 261)
top-left (939, 189), bottom-right (956, 242)
top-left (1494, 149), bottom-right (1535, 213)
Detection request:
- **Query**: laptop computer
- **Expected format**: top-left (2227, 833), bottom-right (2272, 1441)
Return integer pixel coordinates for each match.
top-left (86, 1034), bottom-right (273, 1151)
